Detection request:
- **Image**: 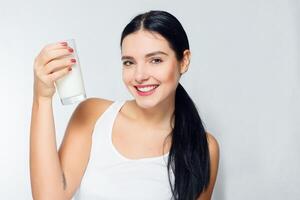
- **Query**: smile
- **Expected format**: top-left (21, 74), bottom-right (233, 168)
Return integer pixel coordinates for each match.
top-left (134, 84), bottom-right (159, 96)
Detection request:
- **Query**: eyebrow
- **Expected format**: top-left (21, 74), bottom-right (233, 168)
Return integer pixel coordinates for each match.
top-left (121, 51), bottom-right (168, 60)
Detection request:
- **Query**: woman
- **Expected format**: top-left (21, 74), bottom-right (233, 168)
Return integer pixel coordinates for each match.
top-left (30, 10), bottom-right (219, 200)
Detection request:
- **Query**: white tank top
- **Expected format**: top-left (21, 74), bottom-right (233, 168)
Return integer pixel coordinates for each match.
top-left (73, 100), bottom-right (175, 200)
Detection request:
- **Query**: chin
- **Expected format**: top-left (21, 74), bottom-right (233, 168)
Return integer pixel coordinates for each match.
top-left (134, 98), bottom-right (159, 109)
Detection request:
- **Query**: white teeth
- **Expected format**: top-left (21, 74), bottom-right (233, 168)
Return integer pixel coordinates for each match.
top-left (136, 85), bottom-right (158, 92)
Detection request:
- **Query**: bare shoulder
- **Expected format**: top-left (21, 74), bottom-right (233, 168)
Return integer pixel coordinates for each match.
top-left (71, 97), bottom-right (114, 126)
top-left (197, 132), bottom-right (220, 200)
top-left (77, 97), bottom-right (113, 109)
top-left (206, 132), bottom-right (220, 157)
top-left (206, 132), bottom-right (220, 181)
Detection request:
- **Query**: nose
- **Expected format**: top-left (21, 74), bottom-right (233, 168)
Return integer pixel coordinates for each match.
top-left (134, 64), bottom-right (149, 83)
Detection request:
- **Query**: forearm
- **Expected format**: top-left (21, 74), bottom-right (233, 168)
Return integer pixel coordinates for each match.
top-left (29, 96), bottom-right (66, 200)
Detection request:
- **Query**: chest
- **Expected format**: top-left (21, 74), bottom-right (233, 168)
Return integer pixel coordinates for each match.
top-left (111, 113), bottom-right (172, 160)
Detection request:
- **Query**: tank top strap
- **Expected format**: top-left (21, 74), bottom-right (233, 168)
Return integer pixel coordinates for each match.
top-left (93, 99), bottom-right (125, 136)
top-left (88, 100), bottom-right (126, 165)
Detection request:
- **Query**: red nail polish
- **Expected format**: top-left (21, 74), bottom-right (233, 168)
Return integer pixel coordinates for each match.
top-left (70, 58), bottom-right (76, 63)
top-left (60, 42), bottom-right (68, 46)
top-left (68, 48), bottom-right (74, 53)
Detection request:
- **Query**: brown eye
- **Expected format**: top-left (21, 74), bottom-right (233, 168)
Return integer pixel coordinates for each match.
top-left (151, 58), bottom-right (163, 64)
top-left (123, 60), bottom-right (133, 66)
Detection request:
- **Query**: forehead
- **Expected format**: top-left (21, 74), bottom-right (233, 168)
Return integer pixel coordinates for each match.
top-left (121, 30), bottom-right (173, 56)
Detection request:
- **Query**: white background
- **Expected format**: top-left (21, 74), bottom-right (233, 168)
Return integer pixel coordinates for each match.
top-left (0, 0), bottom-right (299, 199)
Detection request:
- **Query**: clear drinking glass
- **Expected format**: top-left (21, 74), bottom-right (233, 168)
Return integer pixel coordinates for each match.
top-left (55, 39), bottom-right (87, 105)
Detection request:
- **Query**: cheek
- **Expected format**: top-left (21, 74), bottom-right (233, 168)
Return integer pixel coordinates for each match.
top-left (156, 63), bottom-right (180, 84)
top-left (122, 69), bottom-right (132, 84)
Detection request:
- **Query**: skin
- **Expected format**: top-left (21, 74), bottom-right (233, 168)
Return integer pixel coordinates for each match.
top-left (121, 30), bottom-right (186, 126)
top-left (30, 30), bottom-right (219, 200)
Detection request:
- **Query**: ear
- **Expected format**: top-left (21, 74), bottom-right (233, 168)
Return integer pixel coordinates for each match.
top-left (180, 49), bottom-right (191, 75)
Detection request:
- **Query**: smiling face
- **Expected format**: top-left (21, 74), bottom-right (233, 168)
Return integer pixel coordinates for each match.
top-left (121, 30), bottom-right (188, 109)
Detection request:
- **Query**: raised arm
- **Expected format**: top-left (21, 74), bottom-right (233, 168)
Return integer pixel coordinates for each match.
top-left (30, 42), bottom-right (76, 199)
top-left (30, 41), bottom-right (115, 200)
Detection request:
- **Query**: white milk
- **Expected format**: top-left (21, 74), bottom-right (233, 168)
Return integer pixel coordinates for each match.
top-left (55, 39), bottom-right (86, 105)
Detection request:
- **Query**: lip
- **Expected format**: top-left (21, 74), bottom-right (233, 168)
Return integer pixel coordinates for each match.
top-left (134, 84), bottom-right (159, 96)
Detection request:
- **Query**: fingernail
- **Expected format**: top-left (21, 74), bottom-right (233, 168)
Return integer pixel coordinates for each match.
top-left (70, 58), bottom-right (76, 63)
top-left (68, 48), bottom-right (74, 53)
top-left (68, 67), bottom-right (72, 71)
top-left (60, 42), bottom-right (68, 46)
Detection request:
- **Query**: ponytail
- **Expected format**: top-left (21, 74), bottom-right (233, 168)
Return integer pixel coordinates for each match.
top-left (166, 83), bottom-right (210, 200)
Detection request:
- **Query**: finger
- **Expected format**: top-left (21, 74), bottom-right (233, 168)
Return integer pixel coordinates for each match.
top-left (44, 57), bottom-right (76, 74)
top-left (39, 48), bottom-right (74, 66)
top-left (49, 66), bottom-right (72, 82)
top-left (43, 41), bottom-right (70, 52)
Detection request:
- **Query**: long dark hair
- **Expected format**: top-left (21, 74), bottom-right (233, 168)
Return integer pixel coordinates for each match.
top-left (120, 10), bottom-right (210, 200)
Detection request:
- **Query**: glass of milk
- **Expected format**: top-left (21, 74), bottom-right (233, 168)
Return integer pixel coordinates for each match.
top-left (55, 39), bottom-right (87, 105)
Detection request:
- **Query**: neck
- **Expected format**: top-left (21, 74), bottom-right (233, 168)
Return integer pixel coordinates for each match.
top-left (132, 96), bottom-right (175, 130)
